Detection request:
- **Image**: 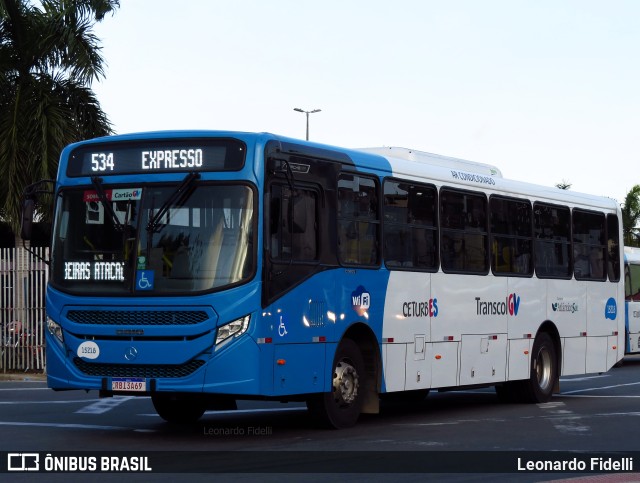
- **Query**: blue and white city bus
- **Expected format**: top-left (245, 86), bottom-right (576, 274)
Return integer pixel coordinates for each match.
top-left (624, 246), bottom-right (640, 354)
top-left (22, 131), bottom-right (624, 428)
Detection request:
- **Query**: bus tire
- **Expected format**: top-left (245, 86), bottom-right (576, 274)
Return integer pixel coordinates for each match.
top-left (152, 393), bottom-right (206, 424)
top-left (520, 331), bottom-right (558, 403)
top-left (307, 338), bottom-right (365, 429)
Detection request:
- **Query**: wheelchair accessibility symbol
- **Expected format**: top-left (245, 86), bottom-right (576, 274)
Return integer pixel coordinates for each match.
top-left (136, 270), bottom-right (154, 291)
top-left (278, 316), bottom-right (288, 337)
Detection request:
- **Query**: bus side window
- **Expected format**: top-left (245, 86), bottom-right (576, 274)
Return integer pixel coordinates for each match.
top-left (269, 195), bottom-right (281, 258)
top-left (289, 190), bottom-right (317, 260)
top-left (440, 188), bottom-right (488, 274)
top-left (269, 184), bottom-right (318, 262)
top-left (572, 209), bottom-right (606, 281)
top-left (490, 196), bottom-right (533, 277)
top-left (338, 173), bottom-right (380, 266)
top-left (607, 214), bottom-right (620, 282)
top-left (533, 203), bottom-right (571, 279)
top-left (383, 179), bottom-right (437, 270)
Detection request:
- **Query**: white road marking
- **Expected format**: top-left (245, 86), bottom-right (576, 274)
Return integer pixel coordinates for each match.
top-left (559, 375), bottom-right (609, 382)
top-left (562, 380), bottom-right (640, 394)
top-left (141, 406), bottom-right (305, 417)
top-left (0, 399), bottom-right (102, 405)
top-left (204, 406), bottom-right (304, 416)
top-left (0, 387), bottom-right (49, 391)
top-left (592, 412), bottom-right (640, 417)
top-left (394, 418), bottom-right (506, 427)
top-left (537, 401), bottom-right (565, 409)
top-left (538, 400), bottom-right (591, 435)
top-left (0, 421), bottom-right (134, 431)
top-left (76, 396), bottom-right (136, 414)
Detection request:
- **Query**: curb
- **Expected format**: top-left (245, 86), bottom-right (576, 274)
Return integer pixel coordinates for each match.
top-left (0, 372), bottom-right (47, 381)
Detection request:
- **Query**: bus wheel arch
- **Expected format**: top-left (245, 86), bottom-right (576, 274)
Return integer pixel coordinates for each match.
top-left (307, 323), bottom-right (380, 428)
top-left (537, 321), bottom-right (562, 388)
top-left (496, 321), bottom-right (561, 404)
top-left (342, 323), bottom-right (381, 415)
top-left (529, 331), bottom-right (556, 401)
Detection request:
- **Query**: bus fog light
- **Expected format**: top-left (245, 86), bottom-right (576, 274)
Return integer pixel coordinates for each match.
top-left (47, 317), bottom-right (64, 343)
top-left (216, 315), bottom-right (251, 345)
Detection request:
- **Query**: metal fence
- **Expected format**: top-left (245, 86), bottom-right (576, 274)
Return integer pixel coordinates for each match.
top-left (0, 246), bottom-right (48, 373)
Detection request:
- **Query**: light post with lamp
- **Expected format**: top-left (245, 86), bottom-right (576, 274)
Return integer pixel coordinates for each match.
top-left (293, 108), bottom-right (321, 141)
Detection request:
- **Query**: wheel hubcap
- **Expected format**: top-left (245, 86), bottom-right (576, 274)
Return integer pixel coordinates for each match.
top-left (332, 360), bottom-right (359, 405)
top-left (535, 347), bottom-right (552, 391)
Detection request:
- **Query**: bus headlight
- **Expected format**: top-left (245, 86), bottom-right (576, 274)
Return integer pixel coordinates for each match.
top-left (47, 317), bottom-right (64, 343)
top-left (216, 315), bottom-right (250, 345)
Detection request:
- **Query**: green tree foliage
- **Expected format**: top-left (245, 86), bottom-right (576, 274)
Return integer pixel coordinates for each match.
top-left (0, 0), bottom-right (119, 233)
top-left (622, 184), bottom-right (640, 247)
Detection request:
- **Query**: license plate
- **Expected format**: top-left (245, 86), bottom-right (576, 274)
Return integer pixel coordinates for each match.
top-left (111, 377), bottom-right (146, 392)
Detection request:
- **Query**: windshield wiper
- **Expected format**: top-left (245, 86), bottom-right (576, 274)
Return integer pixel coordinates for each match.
top-left (146, 171), bottom-right (200, 233)
top-left (91, 176), bottom-right (123, 231)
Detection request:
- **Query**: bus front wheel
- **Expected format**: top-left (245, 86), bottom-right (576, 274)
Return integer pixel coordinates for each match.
top-left (152, 393), bottom-right (206, 424)
top-left (307, 338), bottom-right (365, 429)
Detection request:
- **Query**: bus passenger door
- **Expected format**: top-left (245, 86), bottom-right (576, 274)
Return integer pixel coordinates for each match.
top-left (264, 182), bottom-right (332, 395)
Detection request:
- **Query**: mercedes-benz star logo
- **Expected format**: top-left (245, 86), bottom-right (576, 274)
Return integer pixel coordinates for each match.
top-left (124, 346), bottom-right (138, 361)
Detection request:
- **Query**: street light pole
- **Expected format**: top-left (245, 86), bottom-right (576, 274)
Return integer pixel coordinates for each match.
top-left (293, 108), bottom-right (321, 141)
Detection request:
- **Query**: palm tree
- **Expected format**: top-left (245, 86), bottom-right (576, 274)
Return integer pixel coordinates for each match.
top-left (622, 184), bottom-right (640, 247)
top-left (0, 0), bottom-right (119, 236)
top-left (622, 185), bottom-right (640, 247)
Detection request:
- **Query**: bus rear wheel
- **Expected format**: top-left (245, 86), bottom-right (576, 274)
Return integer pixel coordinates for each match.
top-left (152, 393), bottom-right (206, 424)
top-left (307, 338), bottom-right (365, 429)
top-left (520, 332), bottom-right (558, 403)
top-left (496, 331), bottom-right (558, 403)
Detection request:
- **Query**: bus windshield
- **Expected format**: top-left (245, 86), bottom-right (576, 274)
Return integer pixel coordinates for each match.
top-left (50, 183), bottom-right (255, 294)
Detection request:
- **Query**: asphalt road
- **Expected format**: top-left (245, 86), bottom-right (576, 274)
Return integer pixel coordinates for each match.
top-left (2, 356), bottom-right (640, 482)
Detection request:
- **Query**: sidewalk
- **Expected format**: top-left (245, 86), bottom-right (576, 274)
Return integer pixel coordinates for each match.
top-left (0, 371), bottom-right (46, 381)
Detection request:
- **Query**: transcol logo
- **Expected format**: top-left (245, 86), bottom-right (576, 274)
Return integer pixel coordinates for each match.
top-left (476, 293), bottom-right (520, 316)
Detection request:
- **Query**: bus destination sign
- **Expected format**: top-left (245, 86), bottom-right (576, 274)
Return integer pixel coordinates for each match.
top-left (67, 138), bottom-right (246, 176)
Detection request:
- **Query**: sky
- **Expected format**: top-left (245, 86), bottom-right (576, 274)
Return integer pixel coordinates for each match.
top-left (92, 0), bottom-right (640, 205)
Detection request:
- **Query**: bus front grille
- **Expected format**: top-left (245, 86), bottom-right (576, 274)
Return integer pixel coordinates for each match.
top-left (73, 358), bottom-right (205, 378)
top-left (67, 310), bottom-right (209, 326)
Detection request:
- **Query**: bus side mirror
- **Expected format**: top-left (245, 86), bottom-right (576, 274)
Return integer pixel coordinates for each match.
top-left (20, 199), bottom-right (35, 240)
